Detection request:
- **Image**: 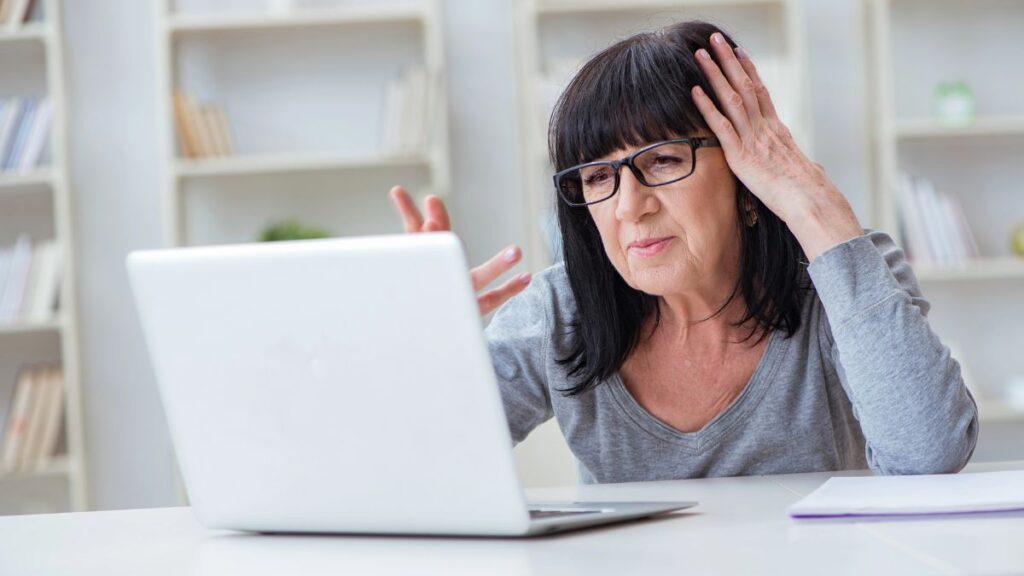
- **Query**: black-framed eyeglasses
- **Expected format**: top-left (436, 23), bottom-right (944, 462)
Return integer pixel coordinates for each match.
top-left (553, 137), bottom-right (721, 207)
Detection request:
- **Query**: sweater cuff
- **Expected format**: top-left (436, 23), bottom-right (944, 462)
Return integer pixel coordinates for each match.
top-left (806, 233), bottom-right (903, 328)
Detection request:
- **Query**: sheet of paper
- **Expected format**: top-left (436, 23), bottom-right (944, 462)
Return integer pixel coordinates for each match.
top-left (788, 470), bottom-right (1024, 518)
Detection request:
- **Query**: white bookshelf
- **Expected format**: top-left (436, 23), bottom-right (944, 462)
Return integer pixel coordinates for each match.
top-left (156, 0), bottom-right (450, 248)
top-left (154, 0), bottom-right (449, 499)
top-left (514, 0), bottom-right (810, 271)
top-left (0, 0), bottom-right (89, 514)
top-left (867, 0), bottom-right (1024, 421)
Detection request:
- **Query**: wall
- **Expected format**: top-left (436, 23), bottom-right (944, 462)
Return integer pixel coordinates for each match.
top-left (64, 0), bottom-right (179, 509)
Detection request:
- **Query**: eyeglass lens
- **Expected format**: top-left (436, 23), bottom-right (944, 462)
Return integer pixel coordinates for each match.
top-left (558, 141), bottom-right (695, 205)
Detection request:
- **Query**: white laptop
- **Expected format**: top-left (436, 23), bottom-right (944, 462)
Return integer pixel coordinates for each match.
top-left (126, 232), bottom-right (695, 537)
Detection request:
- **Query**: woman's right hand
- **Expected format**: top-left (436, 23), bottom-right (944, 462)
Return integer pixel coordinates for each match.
top-left (388, 186), bottom-right (531, 316)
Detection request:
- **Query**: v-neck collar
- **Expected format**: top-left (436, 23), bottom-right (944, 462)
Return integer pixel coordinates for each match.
top-left (607, 328), bottom-right (787, 452)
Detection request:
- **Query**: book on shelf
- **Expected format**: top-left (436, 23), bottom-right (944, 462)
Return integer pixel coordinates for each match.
top-left (897, 173), bottom-right (980, 267)
top-left (0, 233), bottom-right (32, 319)
top-left (1, 365), bottom-right (65, 473)
top-left (381, 66), bottom-right (441, 156)
top-left (0, 234), bottom-right (62, 325)
top-left (0, 0), bottom-right (36, 30)
top-left (172, 90), bottom-right (234, 160)
top-left (0, 96), bottom-right (51, 173)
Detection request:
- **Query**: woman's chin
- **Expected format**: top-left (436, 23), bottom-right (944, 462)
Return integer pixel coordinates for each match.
top-left (624, 266), bottom-right (686, 296)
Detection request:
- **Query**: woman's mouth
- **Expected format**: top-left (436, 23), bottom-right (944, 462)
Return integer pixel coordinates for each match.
top-left (628, 237), bottom-right (674, 258)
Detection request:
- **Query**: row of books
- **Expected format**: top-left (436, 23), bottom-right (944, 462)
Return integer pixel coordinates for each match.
top-left (381, 66), bottom-right (441, 155)
top-left (0, 0), bottom-right (35, 30)
top-left (172, 90), bottom-right (235, 159)
top-left (898, 173), bottom-right (980, 266)
top-left (172, 70), bottom-right (439, 160)
top-left (1, 365), bottom-right (64, 473)
top-left (0, 234), bottom-right (62, 324)
top-left (0, 97), bottom-right (51, 172)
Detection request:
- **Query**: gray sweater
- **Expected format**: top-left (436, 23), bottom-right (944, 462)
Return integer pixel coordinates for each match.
top-left (485, 231), bottom-right (979, 483)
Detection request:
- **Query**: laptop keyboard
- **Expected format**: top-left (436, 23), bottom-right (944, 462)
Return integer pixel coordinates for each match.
top-left (529, 509), bottom-right (602, 520)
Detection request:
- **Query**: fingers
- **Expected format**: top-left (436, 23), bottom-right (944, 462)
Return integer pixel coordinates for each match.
top-left (478, 272), bottom-right (531, 316)
top-left (389, 186), bottom-right (452, 233)
top-left (389, 186), bottom-right (424, 233)
top-left (471, 245), bottom-right (530, 316)
top-left (695, 47), bottom-right (752, 137)
top-left (706, 32), bottom-right (763, 126)
top-left (733, 46), bottom-right (779, 120)
top-left (691, 84), bottom-right (741, 152)
top-left (470, 245), bottom-right (522, 291)
top-left (422, 195), bottom-right (451, 232)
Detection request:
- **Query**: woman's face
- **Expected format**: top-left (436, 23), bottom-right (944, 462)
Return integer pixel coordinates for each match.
top-left (586, 136), bottom-right (740, 297)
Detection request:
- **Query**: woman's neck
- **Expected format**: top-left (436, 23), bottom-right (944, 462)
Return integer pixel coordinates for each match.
top-left (645, 236), bottom-right (758, 347)
top-left (652, 289), bottom-right (752, 347)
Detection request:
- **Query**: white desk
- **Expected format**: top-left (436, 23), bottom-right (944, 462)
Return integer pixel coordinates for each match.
top-left (2, 460), bottom-right (1023, 575)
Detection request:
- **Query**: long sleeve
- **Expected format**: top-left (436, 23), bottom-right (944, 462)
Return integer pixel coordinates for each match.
top-left (809, 231), bottom-right (979, 475)
top-left (484, 267), bottom-right (558, 444)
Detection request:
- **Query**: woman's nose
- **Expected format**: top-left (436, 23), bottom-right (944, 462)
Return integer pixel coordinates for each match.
top-left (614, 167), bottom-right (658, 222)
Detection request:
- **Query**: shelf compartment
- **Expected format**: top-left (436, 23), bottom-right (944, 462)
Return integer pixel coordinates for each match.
top-left (180, 163), bottom-right (433, 246)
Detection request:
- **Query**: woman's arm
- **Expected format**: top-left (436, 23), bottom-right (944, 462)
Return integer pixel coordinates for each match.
top-left (484, 267), bottom-right (560, 444)
top-left (811, 231), bottom-right (979, 474)
top-left (691, 36), bottom-right (977, 473)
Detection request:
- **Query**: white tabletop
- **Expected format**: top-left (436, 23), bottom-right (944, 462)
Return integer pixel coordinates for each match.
top-left (2, 460), bottom-right (1023, 575)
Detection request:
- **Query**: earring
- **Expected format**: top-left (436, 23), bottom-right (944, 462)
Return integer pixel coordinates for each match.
top-left (744, 206), bottom-right (759, 227)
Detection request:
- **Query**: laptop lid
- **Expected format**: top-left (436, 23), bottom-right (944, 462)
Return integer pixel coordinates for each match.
top-left (127, 233), bottom-right (532, 535)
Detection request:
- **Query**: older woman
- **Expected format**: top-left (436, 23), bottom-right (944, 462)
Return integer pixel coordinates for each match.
top-left (391, 20), bottom-right (978, 483)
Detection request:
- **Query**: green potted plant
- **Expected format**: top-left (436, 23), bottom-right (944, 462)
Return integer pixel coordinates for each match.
top-left (258, 219), bottom-right (332, 242)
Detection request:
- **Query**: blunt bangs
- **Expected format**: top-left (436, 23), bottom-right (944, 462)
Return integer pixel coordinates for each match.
top-left (549, 27), bottom-right (719, 171)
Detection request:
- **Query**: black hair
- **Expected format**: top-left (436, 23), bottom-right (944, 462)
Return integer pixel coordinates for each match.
top-left (549, 20), bottom-right (808, 396)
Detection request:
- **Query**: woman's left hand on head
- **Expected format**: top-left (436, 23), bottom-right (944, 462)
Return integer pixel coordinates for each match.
top-left (691, 33), bottom-right (863, 260)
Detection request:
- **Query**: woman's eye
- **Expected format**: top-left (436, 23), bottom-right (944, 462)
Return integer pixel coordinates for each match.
top-left (653, 155), bottom-right (683, 166)
top-left (584, 170), bottom-right (612, 185)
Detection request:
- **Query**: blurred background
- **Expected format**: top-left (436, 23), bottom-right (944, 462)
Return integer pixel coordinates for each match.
top-left (1, 0), bottom-right (1022, 515)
